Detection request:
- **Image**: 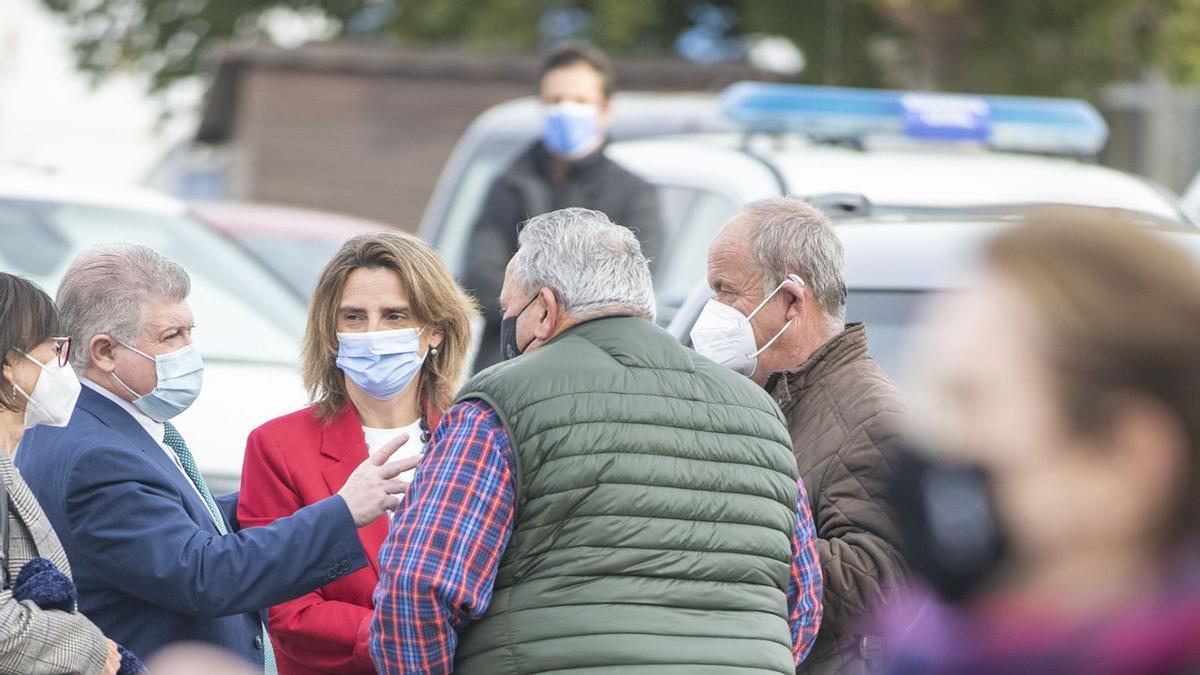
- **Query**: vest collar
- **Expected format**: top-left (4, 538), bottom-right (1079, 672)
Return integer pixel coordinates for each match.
top-left (548, 315), bottom-right (695, 371)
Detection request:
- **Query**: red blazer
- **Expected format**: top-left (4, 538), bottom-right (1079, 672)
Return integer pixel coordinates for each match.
top-left (238, 403), bottom-right (439, 675)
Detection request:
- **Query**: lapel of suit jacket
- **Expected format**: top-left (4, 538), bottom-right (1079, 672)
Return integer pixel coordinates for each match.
top-left (0, 454), bottom-right (45, 558)
top-left (76, 386), bottom-right (221, 532)
top-left (319, 405), bottom-right (386, 576)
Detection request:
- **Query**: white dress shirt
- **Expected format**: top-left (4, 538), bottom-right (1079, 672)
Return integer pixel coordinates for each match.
top-left (80, 378), bottom-right (206, 503)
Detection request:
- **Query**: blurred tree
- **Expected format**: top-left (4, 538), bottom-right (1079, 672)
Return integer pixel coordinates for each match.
top-left (862, 0), bottom-right (1175, 95)
top-left (37, 0), bottom-right (1200, 96)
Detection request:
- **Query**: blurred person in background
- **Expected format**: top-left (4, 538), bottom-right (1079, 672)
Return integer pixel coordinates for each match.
top-left (692, 197), bottom-right (907, 674)
top-left (372, 208), bottom-right (821, 674)
top-left (883, 211), bottom-right (1200, 674)
top-left (238, 232), bottom-right (476, 674)
top-left (16, 244), bottom-right (412, 670)
top-left (0, 273), bottom-right (123, 675)
top-left (462, 42), bottom-right (663, 372)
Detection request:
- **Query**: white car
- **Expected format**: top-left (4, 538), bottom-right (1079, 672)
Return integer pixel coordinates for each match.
top-left (424, 83), bottom-right (1190, 326)
top-left (0, 169), bottom-right (308, 492)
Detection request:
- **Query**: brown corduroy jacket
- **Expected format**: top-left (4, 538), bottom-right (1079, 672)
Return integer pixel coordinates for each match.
top-left (769, 324), bottom-right (908, 675)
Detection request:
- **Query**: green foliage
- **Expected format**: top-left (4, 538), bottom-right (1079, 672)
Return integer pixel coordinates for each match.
top-left (37, 0), bottom-right (1200, 96)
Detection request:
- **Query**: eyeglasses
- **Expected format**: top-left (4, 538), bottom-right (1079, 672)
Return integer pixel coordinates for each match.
top-left (50, 337), bottom-right (71, 368)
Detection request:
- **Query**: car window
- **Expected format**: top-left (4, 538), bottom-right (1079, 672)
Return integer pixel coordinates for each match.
top-left (843, 290), bottom-right (925, 390)
top-left (0, 198), bottom-right (305, 365)
top-left (655, 186), bottom-right (738, 311)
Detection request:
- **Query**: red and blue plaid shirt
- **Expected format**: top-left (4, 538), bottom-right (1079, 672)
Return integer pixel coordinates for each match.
top-left (371, 399), bottom-right (823, 673)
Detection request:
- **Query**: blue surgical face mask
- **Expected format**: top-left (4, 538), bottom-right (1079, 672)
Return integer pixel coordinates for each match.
top-left (541, 102), bottom-right (602, 158)
top-left (113, 342), bottom-right (205, 422)
top-left (336, 328), bottom-right (427, 401)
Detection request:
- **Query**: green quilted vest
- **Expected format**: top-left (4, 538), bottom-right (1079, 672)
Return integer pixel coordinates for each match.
top-left (454, 316), bottom-right (800, 675)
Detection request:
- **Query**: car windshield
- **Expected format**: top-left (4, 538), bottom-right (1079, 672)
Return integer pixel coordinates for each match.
top-left (0, 198), bottom-right (304, 365)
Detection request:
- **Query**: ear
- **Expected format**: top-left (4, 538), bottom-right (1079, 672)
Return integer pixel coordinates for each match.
top-left (89, 334), bottom-right (118, 373)
top-left (597, 97), bottom-right (614, 129)
top-left (782, 274), bottom-right (807, 322)
top-left (1, 352), bottom-right (13, 387)
top-left (533, 287), bottom-right (561, 343)
top-left (429, 330), bottom-right (445, 351)
top-left (1107, 395), bottom-right (1188, 517)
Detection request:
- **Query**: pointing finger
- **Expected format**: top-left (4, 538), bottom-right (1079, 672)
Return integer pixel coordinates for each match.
top-left (368, 433), bottom-right (410, 466)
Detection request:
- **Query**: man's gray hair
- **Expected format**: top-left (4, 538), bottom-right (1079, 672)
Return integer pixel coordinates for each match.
top-left (743, 196), bottom-right (847, 330)
top-left (512, 207), bottom-right (656, 321)
top-left (58, 243), bottom-right (191, 372)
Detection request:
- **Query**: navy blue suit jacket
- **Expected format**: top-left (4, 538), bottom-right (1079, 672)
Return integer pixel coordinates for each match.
top-left (16, 386), bottom-right (368, 664)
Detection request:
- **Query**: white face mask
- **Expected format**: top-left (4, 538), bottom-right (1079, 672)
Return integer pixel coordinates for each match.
top-left (690, 275), bottom-right (805, 377)
top-left (14, 351), bottom-right (82, 429)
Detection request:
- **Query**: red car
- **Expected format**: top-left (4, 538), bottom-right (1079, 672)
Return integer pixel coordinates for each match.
top-left (191, 200), bottom-right (392, 297)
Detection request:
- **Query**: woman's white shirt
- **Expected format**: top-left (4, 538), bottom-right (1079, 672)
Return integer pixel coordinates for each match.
top-left (362, 418), bottom-right (424, 509)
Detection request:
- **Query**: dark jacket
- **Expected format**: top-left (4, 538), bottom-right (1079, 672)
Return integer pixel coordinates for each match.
top-left (462, 141), bottom-right (663, 371)
top-left (16, 386), bottom-right (367, 665)
top-left (768, 324), bottom-right (908, 674)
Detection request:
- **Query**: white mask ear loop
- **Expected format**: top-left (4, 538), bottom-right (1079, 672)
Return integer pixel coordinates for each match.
top-left (111, 342), bottom-right (152, 399)
top-left (11, 351), bottom-right (46, 402)
top-left (745, 274), bottom-right (806, 360)
top-left (415, 326), bottom-right (433, 361)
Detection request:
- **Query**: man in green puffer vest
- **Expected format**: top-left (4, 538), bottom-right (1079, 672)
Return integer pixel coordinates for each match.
top-left (371, 207), bottom-right (823, 675)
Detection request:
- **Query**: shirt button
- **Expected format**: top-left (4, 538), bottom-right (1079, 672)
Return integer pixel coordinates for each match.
top-left (254, 634), bottom-right (263, 650)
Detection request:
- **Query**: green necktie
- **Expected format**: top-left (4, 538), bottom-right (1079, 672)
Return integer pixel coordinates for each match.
top-left (162, 422), bottom-right (278, 675)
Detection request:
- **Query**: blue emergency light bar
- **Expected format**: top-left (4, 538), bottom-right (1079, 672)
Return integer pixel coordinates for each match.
top-left (720, 81), bottom-right (1109, 156)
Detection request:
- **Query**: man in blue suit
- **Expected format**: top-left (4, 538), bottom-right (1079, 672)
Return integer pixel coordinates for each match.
top-left (18, 244), bottom-right (415, 670)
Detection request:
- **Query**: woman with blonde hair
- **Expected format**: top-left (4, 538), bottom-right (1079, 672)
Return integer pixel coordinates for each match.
top-left (238, 232), bottom-right (476, 674)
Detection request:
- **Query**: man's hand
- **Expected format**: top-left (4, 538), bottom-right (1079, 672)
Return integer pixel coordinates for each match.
top-left (338, 434), bottom-right (422, 527)
top-left (100, 639), bottom-right (120, 675)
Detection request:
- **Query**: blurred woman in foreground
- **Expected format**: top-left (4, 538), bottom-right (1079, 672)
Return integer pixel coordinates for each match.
top-left (883, 211), bottom-right (1200, 674)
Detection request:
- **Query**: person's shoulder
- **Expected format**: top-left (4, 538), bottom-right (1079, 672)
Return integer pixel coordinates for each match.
top-left (494, 142), bottom-right (543, 181)
top-left (253, 405), bottom-right (325, 434)
top-left (22, 415), bottom-right (153, 494)
top-left (832, 357), bottom-right (907, 418)
top-left (247, 405), bottom-right (330, 452)
top-left (447, 398), bottom-right (498, 422)
top-left (19, 405), bottom-right (108, 459)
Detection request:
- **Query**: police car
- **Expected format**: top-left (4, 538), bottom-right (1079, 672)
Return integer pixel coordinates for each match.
top-left (425, 83), bottom-right (1190, 328)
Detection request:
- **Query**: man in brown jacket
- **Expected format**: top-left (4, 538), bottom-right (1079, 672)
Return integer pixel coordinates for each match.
top-left (691, 196), bottom-right (907, 674)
